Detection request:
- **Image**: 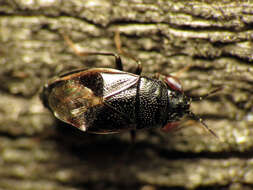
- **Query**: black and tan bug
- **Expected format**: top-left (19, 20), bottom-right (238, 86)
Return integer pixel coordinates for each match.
top-left (40, 31), bottom-right (219, 137)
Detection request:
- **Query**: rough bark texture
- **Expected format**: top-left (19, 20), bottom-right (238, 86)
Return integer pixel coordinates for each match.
top-left (0, 0), bottom-right (253, 190)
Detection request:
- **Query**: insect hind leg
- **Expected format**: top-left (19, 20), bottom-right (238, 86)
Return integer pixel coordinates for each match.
top-left (114, 29), bottom-right (142, 75)
top-left (61, 31), bottom-right (124, 71)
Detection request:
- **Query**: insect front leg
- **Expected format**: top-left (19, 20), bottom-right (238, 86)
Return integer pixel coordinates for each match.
top-left (61, 32), bottom-right (124, 71)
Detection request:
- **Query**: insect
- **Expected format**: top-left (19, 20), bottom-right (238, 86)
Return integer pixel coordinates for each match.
top-left (40, 31), bottom-right (220, 138)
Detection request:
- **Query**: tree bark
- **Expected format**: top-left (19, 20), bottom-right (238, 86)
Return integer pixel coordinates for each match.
top-left (0, 0), bottom-right (253, 189)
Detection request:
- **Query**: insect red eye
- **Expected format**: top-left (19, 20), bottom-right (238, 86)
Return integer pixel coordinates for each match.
top-left (165, 75), bottom-right (182, 92)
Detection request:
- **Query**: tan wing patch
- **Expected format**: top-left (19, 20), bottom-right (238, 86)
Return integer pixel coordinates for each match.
top-left (48, 79), bottom-right (102, 131)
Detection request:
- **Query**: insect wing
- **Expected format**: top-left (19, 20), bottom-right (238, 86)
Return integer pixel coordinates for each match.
top-left (48, 78), bottom-right (102, 132)
top-left (46, 69), bottom-right (139, 133)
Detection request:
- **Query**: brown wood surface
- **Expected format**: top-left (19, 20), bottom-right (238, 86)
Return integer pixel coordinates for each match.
top-left (0, 0), bottom-right (253, 190)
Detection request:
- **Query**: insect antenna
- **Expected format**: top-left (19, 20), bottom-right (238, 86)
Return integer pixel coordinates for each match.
top-left (188, 87), bottom-right (222, 139)
top-left (191, 87), bottom-right (222, 102)
top-left (188, 111), bottom-right (219, 139)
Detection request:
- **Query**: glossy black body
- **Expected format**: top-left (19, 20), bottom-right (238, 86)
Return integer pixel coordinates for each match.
top-left (41, 68), bottom-right (190, 134)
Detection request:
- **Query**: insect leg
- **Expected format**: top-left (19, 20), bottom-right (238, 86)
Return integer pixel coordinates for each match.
top-left (170, 64), bottom-right (192, 78)
top-left (161, 122), bottom-right (180, 132)
top-left (61, 32), bottom-right (124, 71)
top-left (130, 130), bottom-right (136, 144)
top-left (114, 29), bottom-right (142, 75)
top-left (153, 64), bottom-right (191, 82)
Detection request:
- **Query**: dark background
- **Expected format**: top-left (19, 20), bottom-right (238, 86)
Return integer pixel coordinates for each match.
top-left (0, 0), bottom-right (253, 190)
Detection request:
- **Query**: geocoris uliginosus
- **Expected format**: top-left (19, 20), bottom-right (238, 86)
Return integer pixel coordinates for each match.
top-left (40, 31), bottom-right (219, 138)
